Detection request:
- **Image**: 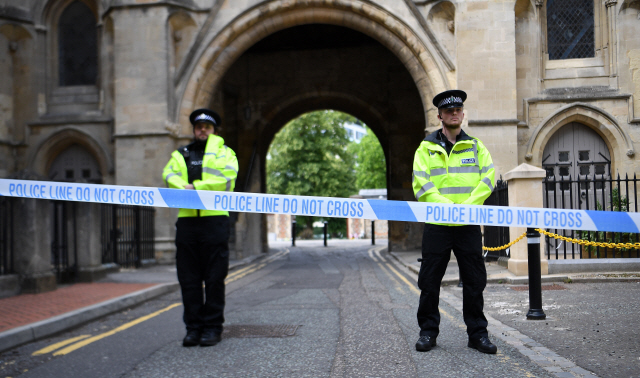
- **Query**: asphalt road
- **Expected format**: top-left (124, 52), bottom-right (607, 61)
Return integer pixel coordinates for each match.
top-left (478, 281), bottom-right (640, 378)
top-left (1, 241), bottom-right (624, 377)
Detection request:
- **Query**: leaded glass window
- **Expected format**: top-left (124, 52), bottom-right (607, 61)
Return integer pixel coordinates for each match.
top-left (546, 0), bottom-right (595, 60)
top-left (59, 1), bottom-right (97, 86)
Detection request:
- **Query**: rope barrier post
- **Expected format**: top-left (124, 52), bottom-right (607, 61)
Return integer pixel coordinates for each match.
top-left (526, 227), bottom-right (546, 320)
top-left (371, 220), bottom-right (375, 245)
top-left (323, 221), bottom-right (328, 247)
top-left (292, 220), bottom-right (296, 247)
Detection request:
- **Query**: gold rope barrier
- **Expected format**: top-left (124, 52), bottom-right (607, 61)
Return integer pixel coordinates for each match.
top-left (482, 229), bottom-right (640, 252)
top-left (535, 228), bottom-right (640, 250)
top-left (482, 232), bottom-right (527, 252)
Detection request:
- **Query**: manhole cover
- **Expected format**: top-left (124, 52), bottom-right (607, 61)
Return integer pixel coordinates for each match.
top-left (222, 324), bottom-right (299, 339)
top-left (511, 284), bottom-right (566, 291)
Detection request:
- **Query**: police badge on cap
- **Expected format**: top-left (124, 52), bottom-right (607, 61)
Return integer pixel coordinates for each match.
top-left (189, 108), bottom-right (222, 127)
top-left (432, 90), bottom-right (467, 109)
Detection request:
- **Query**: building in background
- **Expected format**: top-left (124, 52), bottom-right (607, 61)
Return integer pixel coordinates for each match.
top-left (1, 0), bottom-right (639, 293)
top-left (343, 122), bottom-right (367, 143)
top-left (347, 189), bottom-right (388, 241)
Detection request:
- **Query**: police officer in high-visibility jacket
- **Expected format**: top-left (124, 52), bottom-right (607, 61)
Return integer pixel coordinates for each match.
top-left (412, 90), bottom-right (498, 354)
top-left (162, 108), bottom-right (238, 347)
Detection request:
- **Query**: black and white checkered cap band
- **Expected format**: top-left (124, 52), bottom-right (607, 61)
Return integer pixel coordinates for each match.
top-left (438, 96), bottom-right (463, 108)
top-left (194, 113), bottom-right (217, 125)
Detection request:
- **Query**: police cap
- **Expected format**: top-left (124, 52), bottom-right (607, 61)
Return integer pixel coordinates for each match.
top-left (189, 108), bottom-right (221, 127)
top-left (432, 90), bottom-right (467, 109)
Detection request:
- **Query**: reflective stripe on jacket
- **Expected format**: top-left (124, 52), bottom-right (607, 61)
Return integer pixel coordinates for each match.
top-left (412, 129), bottom-right (495, 225)
top-left (162, 134), bottom-right (238, 217)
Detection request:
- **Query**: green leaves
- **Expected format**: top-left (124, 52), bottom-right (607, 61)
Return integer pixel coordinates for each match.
top-left (351, 129), bottom-right (386, 190)
top-left (267, 110), bottom-right (356, 198)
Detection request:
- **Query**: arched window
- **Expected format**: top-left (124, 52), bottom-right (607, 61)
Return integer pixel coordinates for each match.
top-left (546, 0), bottom-right (595, 60)
top-left (58, 1), bottom-right (97, 86)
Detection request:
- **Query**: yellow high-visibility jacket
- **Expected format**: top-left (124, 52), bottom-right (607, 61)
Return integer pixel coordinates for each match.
top-left (162, 134), bottom-right (238, 217)
top-left (412, 129), bottom-right (495, 225)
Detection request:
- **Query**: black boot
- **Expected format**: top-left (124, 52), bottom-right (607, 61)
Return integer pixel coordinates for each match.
top-left (200, 329), bottom-right (222, 347)
top-left (468, 336), bottom-right (497, 354)
top-left (183, 330), bottom-right (201, 347)
top-left (415, 335), bottom-right (437, 352)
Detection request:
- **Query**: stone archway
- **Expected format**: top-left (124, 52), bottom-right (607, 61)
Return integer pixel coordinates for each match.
top-left (176, 0), bottom-right (449, 129)
top-left (177, 2), bottom-right (448, 254)
top-left (260, 91), bottom-right (389, 158)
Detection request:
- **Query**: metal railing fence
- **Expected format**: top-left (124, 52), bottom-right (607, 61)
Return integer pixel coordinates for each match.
top-left (483, 179), bottom-right (510, 261)
top-left (101, 204), bottom-right (155, 268)
top-left (543, 172), bottom-right (639, 259)
top-left (51, 201), bottom-right (77, 282)
top-left (0, 197), bottom-right (14, 275)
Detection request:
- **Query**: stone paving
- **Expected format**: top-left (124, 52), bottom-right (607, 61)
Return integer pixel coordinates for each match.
top-left (0, 283), bottom-right (155, 333)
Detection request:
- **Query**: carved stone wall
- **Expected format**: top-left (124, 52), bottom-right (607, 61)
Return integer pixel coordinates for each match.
top-left (1, 0), bottom-right (639, 264)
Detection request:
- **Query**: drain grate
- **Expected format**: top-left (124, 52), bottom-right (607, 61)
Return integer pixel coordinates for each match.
top-left (222, 324), bottom-right (299, 339)
top-left (511, 284), bottom-right (566, 291)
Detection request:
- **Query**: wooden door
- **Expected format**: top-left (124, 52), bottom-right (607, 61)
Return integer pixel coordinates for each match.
top-left (541, 122), bottom-right (611, 258)
top-left (542, 122), bottom-right (611, 210)
top-left (48, 144), bottom-right (103, 183)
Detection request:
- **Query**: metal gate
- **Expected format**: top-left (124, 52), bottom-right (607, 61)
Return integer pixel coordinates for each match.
top-left (101, 204), bottom-right (155, 268)
top-left (539, 121), bottom-right (632, 259)
top-left (0, 197), bottom-right (14, 275)
top-left (51, 201), bottom-right (78, 283)
top-left (543, 173), bottom-right (640, 259)
top-left (542, 122), bottom-right (611, 211)
top-left (483, 179), bottom-right (510, 261)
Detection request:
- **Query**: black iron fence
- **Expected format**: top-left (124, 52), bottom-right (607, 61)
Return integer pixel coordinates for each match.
top-left (1, 198), bottom-right (155, 282)
top-left (101, 204), bottom-right (155, 268)
top-left (543, 172), bottom-right (639, 259)
top-left (483, 179), bottom-right (510, 261)
top-left (0, 197), bottom-right (14, 275)
top-left (51, 201), bottom-right (77, 282)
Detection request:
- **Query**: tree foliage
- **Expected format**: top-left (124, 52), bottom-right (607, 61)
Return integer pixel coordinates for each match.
top-left (267, 110), bottom-right (356, 198)
top-left (350, 127), bottom-right (386, 190)
top-left (267, 110), bottom-right (357, 235)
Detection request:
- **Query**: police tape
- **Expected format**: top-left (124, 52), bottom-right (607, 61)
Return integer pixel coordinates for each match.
top-left (1, 178), bottom-right (639, 233)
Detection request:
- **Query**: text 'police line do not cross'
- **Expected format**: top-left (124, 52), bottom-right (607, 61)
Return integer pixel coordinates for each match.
top-left (1, 179), bottom-right (639, 234)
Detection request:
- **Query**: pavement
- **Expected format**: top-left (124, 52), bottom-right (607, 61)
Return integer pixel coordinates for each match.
top-left (0, 254), bottom-right (261, 353)
top-left (388, 250), bottom-right (640, 285)
top-left (1, 240), bottom-right (639, 377)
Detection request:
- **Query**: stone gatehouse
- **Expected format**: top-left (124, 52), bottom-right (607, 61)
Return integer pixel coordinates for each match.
top-left (1, 0), bottom-right (639, 289)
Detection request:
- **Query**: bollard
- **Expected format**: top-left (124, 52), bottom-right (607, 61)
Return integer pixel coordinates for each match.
top-left (371, 220), bottom-right (375, 245)
top-left (323, 221), bottom-right (328, 247)
top-left (526, 227), bottom-right (546, 320)
top-left (292, 220), bottom-right (296, 247)
top-left (457, 271), bottom-right (463, 288)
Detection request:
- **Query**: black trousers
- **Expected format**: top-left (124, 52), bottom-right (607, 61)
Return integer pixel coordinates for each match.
top-left (417, 224), bottom-right (488, 340)
top-left (175, 216), bottom-right (230, 333)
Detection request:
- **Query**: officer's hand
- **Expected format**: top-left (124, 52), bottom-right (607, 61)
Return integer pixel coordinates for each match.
top-left (185, 184), bottom-right (194, 190)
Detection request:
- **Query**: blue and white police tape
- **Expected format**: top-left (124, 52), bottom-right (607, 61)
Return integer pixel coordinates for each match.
top-left (1, 178), bottom-right (639, 233)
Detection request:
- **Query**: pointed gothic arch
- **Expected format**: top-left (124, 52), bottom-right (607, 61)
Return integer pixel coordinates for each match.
top-left (525, 102), bottom-right (635, 172)
top-left (29, 127), bottom-right (113, 182)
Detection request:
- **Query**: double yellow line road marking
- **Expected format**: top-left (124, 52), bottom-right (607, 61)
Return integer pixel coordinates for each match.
top-left (48, 303), bottom-right (182, 356)
top-left (32, 249), bottom-right (289, 357)
top-left (368, 247), bottom-right (462, 327)
top-left (225, 249), bottom-right (289, 284)
top-left (369, 247), bottom-right (420, 296)
top-left (371, 248), bottom-right (539, 376)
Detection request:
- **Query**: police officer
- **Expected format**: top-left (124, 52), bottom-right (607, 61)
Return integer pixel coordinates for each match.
top-left (412, 90), bottom-right (498, 354)
top-left (162, 109), bottom-right (238, 347)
